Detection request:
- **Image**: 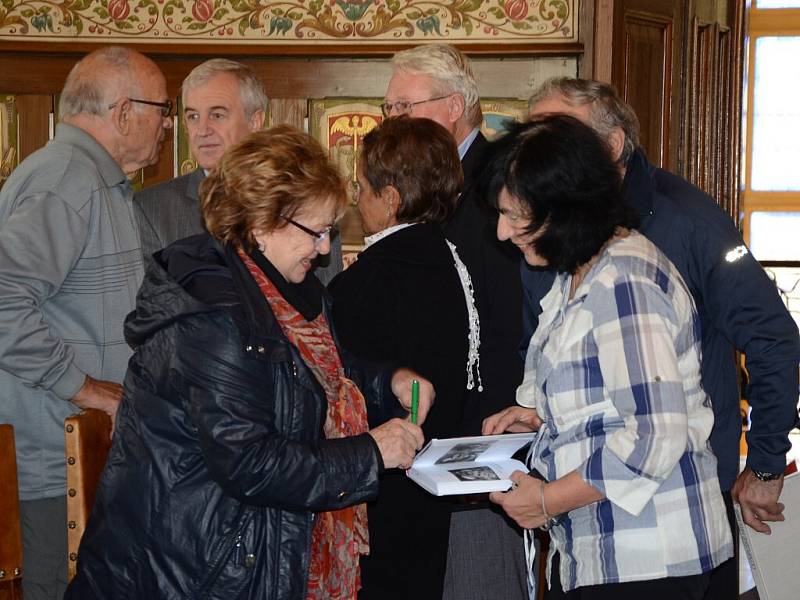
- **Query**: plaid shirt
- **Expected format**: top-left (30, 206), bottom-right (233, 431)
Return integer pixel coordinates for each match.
top-left (520, 232), bottom-right (733, 591)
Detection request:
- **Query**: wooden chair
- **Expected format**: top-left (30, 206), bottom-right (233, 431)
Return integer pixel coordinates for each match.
top-left (0, 424), bottom-right (23, 600)
top-left (64, 409), bottom-right (112, 582)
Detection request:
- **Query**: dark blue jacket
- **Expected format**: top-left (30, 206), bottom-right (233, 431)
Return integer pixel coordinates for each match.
top-left (521, 148), bottom-right (800, 491)
top-left (66, 235), bottom-right (393, 600)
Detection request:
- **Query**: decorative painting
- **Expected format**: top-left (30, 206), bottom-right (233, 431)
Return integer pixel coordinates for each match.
top-left (0, 95), bottom-right (18, 192)
top-left (309, 97), bottom-right (383, 248)
top-left (479, 97), bottom-right (528, 138)
top-left (0, 0), bottom-right (577, 44)
top-left (175, 98), bottom-right (199, 176)
top-left (310, 96), bottom-right (528, 248)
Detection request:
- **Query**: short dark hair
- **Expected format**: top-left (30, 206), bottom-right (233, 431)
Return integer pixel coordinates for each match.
top-left (484, 115), bottom-right (638, 274)
top-left (361, 116), bottom-right (462, 224)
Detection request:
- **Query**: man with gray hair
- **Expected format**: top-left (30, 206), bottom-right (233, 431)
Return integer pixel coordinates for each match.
top-left (376, 43), bottom-right (526, 600)
top-left (0, 45), bottom-right (171, 600)
top-left (135, 58), bottom-right (343, 283)
top-left (524, 77), bottom-right (800, 599)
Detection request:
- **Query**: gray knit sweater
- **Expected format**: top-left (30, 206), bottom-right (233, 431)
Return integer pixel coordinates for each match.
top-left (0, 123), bottom-right (143, 499)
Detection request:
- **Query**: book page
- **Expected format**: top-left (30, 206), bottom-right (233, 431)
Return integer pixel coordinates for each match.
top-left (431, 460), bottom-right (526, 483)
top-left (407, 458), bottom-right (528, 496)
top-left (413, 432), bottom-right (534, 467)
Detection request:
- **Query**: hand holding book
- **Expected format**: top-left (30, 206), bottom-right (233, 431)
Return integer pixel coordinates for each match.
top-left (406, 433), bottom-right (534, 496)
top-left (482, 405), bottom-right (542, 435)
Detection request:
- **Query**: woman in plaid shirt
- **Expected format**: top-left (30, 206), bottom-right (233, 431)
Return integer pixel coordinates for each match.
top-left (482, 116), bottom-right (733, 600)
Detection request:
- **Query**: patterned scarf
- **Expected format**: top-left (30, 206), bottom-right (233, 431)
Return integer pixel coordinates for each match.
top-left (238, 249), bottom-right (370, 600)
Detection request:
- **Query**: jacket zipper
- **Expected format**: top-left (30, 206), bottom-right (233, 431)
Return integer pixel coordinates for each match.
top-left (195, 512), bottom-right (251, 598)
top-left (232, 533), bottom-right (245, 566)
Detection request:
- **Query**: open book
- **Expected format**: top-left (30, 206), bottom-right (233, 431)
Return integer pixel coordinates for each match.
top-left (407, 432), bottom-right (535, 496)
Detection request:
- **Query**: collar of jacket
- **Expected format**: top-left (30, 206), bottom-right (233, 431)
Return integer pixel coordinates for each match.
top-left (129, 234), bottom-right (291, 362)
top-left (219, 240), bottom-right (302, 362)
top-left (54, 122), bottom-right (128, 188)
top-left (358, 221), bottom-right (454, 269)
top-left (460, 131), bottom-right (489, 186)
top-left (186, 167), bottom-right (206, 201)
top-left (621, 147), bottom-right (656, 219)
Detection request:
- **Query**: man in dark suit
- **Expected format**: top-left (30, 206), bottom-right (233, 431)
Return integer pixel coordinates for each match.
top-left (382, 44), bottom-right (526, 600)
top-left (134, 59), bottom-right (343, 284)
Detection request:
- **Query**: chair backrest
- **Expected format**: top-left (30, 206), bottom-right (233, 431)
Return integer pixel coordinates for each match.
top-left (64, 409), bottom-right (112, 581)
top-left (0, 424), bottom-right (23, 600)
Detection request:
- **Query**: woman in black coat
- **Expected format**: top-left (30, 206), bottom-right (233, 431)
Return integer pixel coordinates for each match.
top-left (64, 126), bottom-right (432, 600)
top-left (329, 116), bottom-right (480, 600)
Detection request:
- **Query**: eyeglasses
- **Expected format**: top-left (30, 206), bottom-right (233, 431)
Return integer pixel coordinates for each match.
top-left (380, 94), bottom-right (453, 118)
top-left (108, 98), bottom-right (174, 118)
top-left (281, 215), bottom-right (336, 247)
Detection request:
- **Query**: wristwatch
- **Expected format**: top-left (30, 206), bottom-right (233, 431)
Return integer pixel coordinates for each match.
top-left (752, 469), bottom-right (781, 482)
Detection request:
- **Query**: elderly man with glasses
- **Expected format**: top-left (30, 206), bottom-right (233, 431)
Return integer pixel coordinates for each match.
top-left (0, 45), bottom-right (171, 600)
top-left (375, 43), bottom-right (527, 600)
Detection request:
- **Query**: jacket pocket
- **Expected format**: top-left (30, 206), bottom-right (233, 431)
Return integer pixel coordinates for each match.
top-left (194, 511), bottom-right (256, 600)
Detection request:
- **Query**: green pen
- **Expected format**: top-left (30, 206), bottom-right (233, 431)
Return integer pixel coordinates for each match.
top-left (410, 379), bottom-right (419, 425)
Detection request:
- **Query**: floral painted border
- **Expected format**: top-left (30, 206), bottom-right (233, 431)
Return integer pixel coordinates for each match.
top-left (0, 0), bottom-right (576, 43)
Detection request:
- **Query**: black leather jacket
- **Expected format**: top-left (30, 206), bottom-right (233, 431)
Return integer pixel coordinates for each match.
top-left (65, 235), bottom-right (396, 600)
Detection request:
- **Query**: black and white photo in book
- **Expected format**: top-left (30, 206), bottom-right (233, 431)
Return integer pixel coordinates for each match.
top-left (435, 442), bottom-right (492, 464)
top-left (449, 466), bottom-right (502, 481)
top-left (407, 432), bottom-right (534, 496)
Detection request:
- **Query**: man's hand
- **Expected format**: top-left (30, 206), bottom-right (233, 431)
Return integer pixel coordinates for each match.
top-left (482, 406), bottom-right (542, 435)
top-left (733, 467), bottom-right (785, 534)
top-left (390, 368), bottom-right (435, 425)
top-left (71, 375), bottom-right (122, 433)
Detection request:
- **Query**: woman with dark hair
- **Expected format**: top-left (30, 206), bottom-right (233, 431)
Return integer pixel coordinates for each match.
top-left (482, 116), bottom-right (733, 599)
top-left (328, 116), bottom-right (480, 600)
top-left (65, 126), bottom-right (434, 600)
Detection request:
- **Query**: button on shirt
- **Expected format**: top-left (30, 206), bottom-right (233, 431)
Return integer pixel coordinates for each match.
top-left (519, 232), bottom-right (732, 591)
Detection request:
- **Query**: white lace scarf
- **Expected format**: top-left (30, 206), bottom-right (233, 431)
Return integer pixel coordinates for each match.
top-left (446, 241), bottom-right (483, 392)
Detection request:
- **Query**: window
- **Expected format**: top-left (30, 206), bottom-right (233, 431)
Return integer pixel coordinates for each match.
top-left (742, 5), bottom-right (800, 261)
top-left (756, 0), bottom-right (800, 9)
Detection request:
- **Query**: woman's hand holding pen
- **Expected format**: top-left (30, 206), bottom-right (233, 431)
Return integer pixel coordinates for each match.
top-left (369, 419), bottom-right (424, 470)
top-left (482, 406), bottom-right (542, 435)
top-left (390, 368), bottom-right (435, 425)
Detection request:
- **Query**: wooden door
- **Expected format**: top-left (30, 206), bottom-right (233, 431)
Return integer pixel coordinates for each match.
top-left (590, 0), bottom-right (744, 219)
top-left (612, 0), bottom-right (683, 172)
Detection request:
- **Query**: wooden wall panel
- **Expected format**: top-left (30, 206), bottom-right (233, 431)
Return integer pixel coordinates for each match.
top-left (0, 55), bottom-right (575, 100)
top-left (620, 12), bottom-right (673, 168)
top-left (682, 2), bottom-right (743, 222)
top-left (609, 0), bottom-right (684, 171)
top-left (269, 99), bottom-right (307, 130)
top-left (14, 95), bottom-right (51, 164)
top-left (591, 0), bottom-right (744, 218)
top-left (142, 129), bottom-right (174, 186)
top-left (1, 55), bottom-right (575, 188)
